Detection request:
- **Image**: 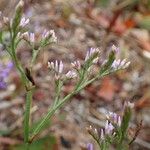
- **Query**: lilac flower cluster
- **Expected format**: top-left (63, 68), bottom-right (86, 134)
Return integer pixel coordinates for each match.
top-left (87, 102), bottom-right (134, 149)
top-left (21, 29), bottom-right (57, 45)
top-left (88, 112), bottom-right (120, 142)
top-left (0, 60), bottom-right (13, 89)
top-left (48, 60), bottom-right (77, 80)
top-left (48, 46), bottom-right (130, 83)
top-left (47, 47), bottom-right (100, 80)
top-left (111, 59), bottom-right (130, 70)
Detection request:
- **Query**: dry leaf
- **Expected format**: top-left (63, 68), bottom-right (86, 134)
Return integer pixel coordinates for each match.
top-left (97, 77), bottom-right (119, 101)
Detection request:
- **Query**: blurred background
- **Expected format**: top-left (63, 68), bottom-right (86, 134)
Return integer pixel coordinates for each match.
top-left (0, 0), bottom-right (150, 149)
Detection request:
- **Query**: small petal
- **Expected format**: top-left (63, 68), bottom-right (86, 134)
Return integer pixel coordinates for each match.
top-left (59, 61), bottom-right (63, 73)
top-left (29, 33), bottom-right (35, 43)
top-left (118, 116), bottom-right (121, 127)
top-left (100, 129), bottom-right (104, 140)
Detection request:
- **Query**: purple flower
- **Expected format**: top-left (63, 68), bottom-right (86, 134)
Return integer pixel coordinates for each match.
top-left (0, 61), bottom-right (13, 89)
top-left (48, 60), bottom-right (64, 80)
top-left (71, 60), bottom-right (81, 70)
top-left (65, 70), bottom-right (77, 79)
top-left (87, 143), bottom-right (94, 150)
top-left (112, 45), bottom-right (119, 53)
top-left (42, 29), bottom-right (57, 43)
top-left (85, 48), bottom-right (99, 63)
top-left (111, 59), bottom-right (130, 70)
top-left (105, 120), bottom-right (114, 135)
top-left (20, 17), bottom-right (29, 27)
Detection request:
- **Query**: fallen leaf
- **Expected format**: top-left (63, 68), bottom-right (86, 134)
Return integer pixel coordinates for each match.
top-left (97, 77), bottom-right (119, 101)
top-left (135, 94), bottom-right (150, 111)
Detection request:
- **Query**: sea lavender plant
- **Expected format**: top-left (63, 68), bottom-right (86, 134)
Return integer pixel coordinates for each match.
top-left (87, 102), bottom-right (141, 150)
top-left (0, 0), bottom-right (131, 149)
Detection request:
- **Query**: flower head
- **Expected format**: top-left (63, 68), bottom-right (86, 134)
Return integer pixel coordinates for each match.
top-left (111, 45), bottom-right (119, 54)
top-left (105, 120), bottom-right (114, 135)
top-left (66, 70), bottom-right (77, 79)
top-left (107, 112), bottom-right (122, 127)
top-left (71, 60), bottom-right (81, 70)
top-left (20, 32), bottom-right (35, 44)
top-left (42, 29), bottom-right (57, 43)
top-left (111, 59), bottom-right (130, 70)
top-left (48, 60), bottom-right (64, 80)
top-left (20, 17), bottom-right (29, 27)
top-left (85, 48), bottom-right (100, 63)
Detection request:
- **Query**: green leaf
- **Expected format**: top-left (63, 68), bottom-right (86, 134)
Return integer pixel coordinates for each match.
top-left (11, 135), bottom-right (56, 150)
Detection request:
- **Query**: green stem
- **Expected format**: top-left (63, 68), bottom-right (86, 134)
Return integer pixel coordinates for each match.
top-left (30, 64), bottom-right (121, 141)
top-left (30, 92), bottom-right (74, 142)
top-left (24, 90), bottom-right (33, 143)
top-left (30, 71), bottom-right (109, 141)
top-left (30, 49), bottom-right (39, 70)
top-left (10, 32), bottom-right (33, 144)
top-left (25, 143), bottom-right (30, 150)
top-left (53, 79), bottom-right (63, 106)
top-left (11, 33), bottom-right (28, 86)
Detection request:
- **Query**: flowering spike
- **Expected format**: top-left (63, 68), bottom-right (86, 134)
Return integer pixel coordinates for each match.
top-left (66, 70), bottom-right (77, 79)
top-left (112, 45), bottom-right (119, 53)
top-left (111, 59), bottom-right (130, 70)
top-left (105, 121), bottom-right (114, 135)
top-left (42, 30), bottom-right (50, 39)
top-left (20, 17), bottom-right (29, 27)
top-left (85, 48), bottom-right (99, 62)
top-left (48, 60), bottom-right (64, 79)
top-left (41, 29), bottom-right (57, 43)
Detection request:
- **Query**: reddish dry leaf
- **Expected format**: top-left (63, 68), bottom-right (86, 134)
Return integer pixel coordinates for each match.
top-left (139, 39), bottom-right (150, 51)
top-left (124, 19), bottom-right (136, 28)
top-left (97, 77), bottom-right (119, 101)
top-left (55, 18), bottom-right (69, 28)
top-left (0, 137), bottom-right (21, 145)
top-left (135, 94), bottom-right (150, 110)
top-left (33, 89), bottom-right (46, 101)
top-left (112, 20), bottom-right (127, 35)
